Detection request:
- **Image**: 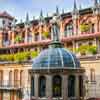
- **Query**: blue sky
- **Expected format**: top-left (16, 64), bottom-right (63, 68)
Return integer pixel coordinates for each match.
top-left (0, 0), bottom-right (92, 22)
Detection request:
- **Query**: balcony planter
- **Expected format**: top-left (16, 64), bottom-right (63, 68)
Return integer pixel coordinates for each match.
top-left (87, 45), bottom-right (97, 55)
top-left (76, 45), bottom-right (97, 56)
top-left (43, 31), bottom-right (49, 38)
top-left (0, 51), bottom-right (38, 62)
top-left (15, 35), bottom-right (22, 43)
top-left (80, 24), bottom-right (90, 33)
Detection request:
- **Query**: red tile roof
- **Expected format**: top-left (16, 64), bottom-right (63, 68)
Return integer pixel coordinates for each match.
top-left (0, 11), bottom-right (14, 20)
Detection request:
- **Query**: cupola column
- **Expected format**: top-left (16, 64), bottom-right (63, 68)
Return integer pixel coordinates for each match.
top-left (62, 75), bottom-right (68, 100)
top-left (46, 75), bottom-right (52, 98)
top-left (75, 74), bottom-right (80, 99)
top-left (34, 74), bottom-right (39, 98)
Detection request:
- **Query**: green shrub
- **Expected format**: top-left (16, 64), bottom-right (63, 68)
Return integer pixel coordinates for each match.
top-left (76, 45), bottom-right (97, 55)
top-left (0, 51), bottom-right (38, 62)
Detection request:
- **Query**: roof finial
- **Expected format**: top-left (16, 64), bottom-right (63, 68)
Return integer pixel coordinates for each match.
top-left (56, 6), bottom-right (59, 15)
top-left (73, 0), bottom-right (77, 11)
top-left (12, 18), bottom-right (16, 31)
top-left (25, 12), bottom-right (30, 26)
top-left (62, 9), bottom-right (64, 14)
top-left (40, 9), bottom-right (43, 20)
top-left (79, 4), bottom-right (82, 10)
top-left (93, 0), bottom-right (98, 6)
top-left (47, 13), bottom-right (49, 17)
top-left (39, 9), bottom-right (44, 25)
top-left (50, 15), bottom-right (60, 42)
top-left (20, 19), bottom-right (23, 23)
top-left (72, 0), bottom-right (79, 19)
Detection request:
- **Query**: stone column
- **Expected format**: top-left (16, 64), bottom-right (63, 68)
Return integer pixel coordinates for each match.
top-left (73, 19), bottom-right (78, 35)
top-left (25, 28), bottom-right (28, 43)
top-left (0, 91), bottom-right (2, 100)
top-left (72, 40), bottom-right (76, 53)
top-left (11, 31), bottom-right (15, 45)
top-left (31, 28), bottom-right (35, 42)
top-left (39, 25), bottom-right (42, 41)
top-left (94, 16), bottom-right (99, 33)
top-left (60, 21), bottom-right (64, 38)
top-left (46, 75), bottom-right (52, 98)
top-left (95, 38), bottom-right (100, 54)
top-left (8, 31), bottom-right (11, 45)
top-left (0, 31), bottom-right (3, 47)
top-left (34, 74), bottom-right (39, 98)
top-left (75, 74), bottom-right (79, 99)
top-left (10, 91), bottom-right (14, 100)
top-left (62, 75), bottom-right (68, 100)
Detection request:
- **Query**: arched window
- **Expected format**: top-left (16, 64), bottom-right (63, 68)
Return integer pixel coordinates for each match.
top-left (64, 22), bottom-right (73, 37)
top-left (68, 75), bottom-right (75, 97)
top-left (52, 75), bottom-right (62, 97)
top-left (31, 76), bottom-right (34, 97)
top-left (39, 76), bottom-right (46, 97)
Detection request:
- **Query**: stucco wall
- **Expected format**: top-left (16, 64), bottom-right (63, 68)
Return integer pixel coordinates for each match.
top-left (81, 59), bottom-right (100, 98)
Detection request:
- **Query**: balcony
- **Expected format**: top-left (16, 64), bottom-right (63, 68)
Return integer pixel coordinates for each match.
top-left (2, 40), bottom-right (10, 47)
top-left (0, 80), bottom-right (22, 91)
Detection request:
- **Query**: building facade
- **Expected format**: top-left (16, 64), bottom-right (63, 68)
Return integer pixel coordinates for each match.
top-left (0, 0), bottom-right (100, 99)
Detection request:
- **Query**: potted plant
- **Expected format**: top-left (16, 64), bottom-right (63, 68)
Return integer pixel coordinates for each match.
top-left (15, 35), bottom-right (22, 43)
top-left (80, 24), bottom-right (90, 33)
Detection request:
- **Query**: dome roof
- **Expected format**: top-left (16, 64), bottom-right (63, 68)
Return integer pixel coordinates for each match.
top-left (32, 46), bottom-right (80, 69)
top-left (32, 14), bottom-right (80, 69)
